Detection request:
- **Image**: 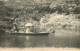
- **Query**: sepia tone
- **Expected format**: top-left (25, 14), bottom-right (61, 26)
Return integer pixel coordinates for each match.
top-left (0, 0), bottom-right (80, 48)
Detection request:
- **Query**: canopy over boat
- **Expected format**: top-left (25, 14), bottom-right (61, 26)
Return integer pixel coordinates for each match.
top-left (25, 23), bottom-right (33, 26)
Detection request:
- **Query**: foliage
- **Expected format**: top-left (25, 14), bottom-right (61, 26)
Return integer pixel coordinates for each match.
top-left (0, 0), bottom-right (80, 33)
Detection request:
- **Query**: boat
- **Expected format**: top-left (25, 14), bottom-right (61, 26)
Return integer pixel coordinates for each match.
top-left (10, 23), bottom-right (49, 35)
top-left (10, 32), bottom-right (49, 36)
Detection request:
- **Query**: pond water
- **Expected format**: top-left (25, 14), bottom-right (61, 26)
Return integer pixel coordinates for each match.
top-left (0, 29), bottom-right (80, 48)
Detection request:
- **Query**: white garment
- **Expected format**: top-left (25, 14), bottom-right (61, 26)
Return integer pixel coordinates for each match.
top-left (25, 28), bottom-right (30, 33)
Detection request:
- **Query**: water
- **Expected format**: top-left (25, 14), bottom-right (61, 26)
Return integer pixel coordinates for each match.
top-left (0, 34), bottom-right (49, 47)
top-left (0, 29), bottom-right (80, 48)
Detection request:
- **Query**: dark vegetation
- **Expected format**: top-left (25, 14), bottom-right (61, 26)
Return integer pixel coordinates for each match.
top-left (0, 0), bottom-right (80, 33)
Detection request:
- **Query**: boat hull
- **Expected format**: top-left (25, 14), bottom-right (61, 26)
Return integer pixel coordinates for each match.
top-left (10, 32), bottom-right (49, 36)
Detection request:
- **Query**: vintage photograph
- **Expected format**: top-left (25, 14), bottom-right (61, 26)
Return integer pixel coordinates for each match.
top-left (0, 0), bottom-right (80, 48)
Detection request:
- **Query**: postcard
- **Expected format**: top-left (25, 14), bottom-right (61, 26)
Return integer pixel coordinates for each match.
top-left (0, 0), bottom-right (80, 51)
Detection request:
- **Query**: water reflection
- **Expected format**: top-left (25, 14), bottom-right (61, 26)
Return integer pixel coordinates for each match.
top-left (0, 34), bottom-right (49, 47)
top-left (0, 32), bottom-right (80, 48)
top-left (24, 35), bottom-right (49, 47)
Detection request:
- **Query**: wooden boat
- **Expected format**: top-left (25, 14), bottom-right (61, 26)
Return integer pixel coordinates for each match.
top-left (10, 32), bottom-right (49, 36)
top-left (10, 23), bottom-right (49, 36)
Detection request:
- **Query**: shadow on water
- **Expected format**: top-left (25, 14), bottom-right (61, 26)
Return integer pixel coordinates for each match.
top-left (0, 32), bottom-right (80, 48)
top-left (0, 33), bottom-right (50, 48)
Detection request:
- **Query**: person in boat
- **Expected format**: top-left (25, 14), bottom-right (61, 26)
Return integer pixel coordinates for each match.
top-left (12, 22), bottom-right (19, 33)
top-left (39, 16), bottom-right (48, 32)
top-left (47, 25), bottom-right (55, 33)
top-left (25, 22), bottom-right (34, 33)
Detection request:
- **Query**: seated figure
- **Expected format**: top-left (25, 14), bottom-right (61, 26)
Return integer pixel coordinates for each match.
top-left (25, 23), bottom-right (34, 33)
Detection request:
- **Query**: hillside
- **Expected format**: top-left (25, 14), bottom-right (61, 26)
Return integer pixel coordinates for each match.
top-left (0, 0), bottom-right (80, 33)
